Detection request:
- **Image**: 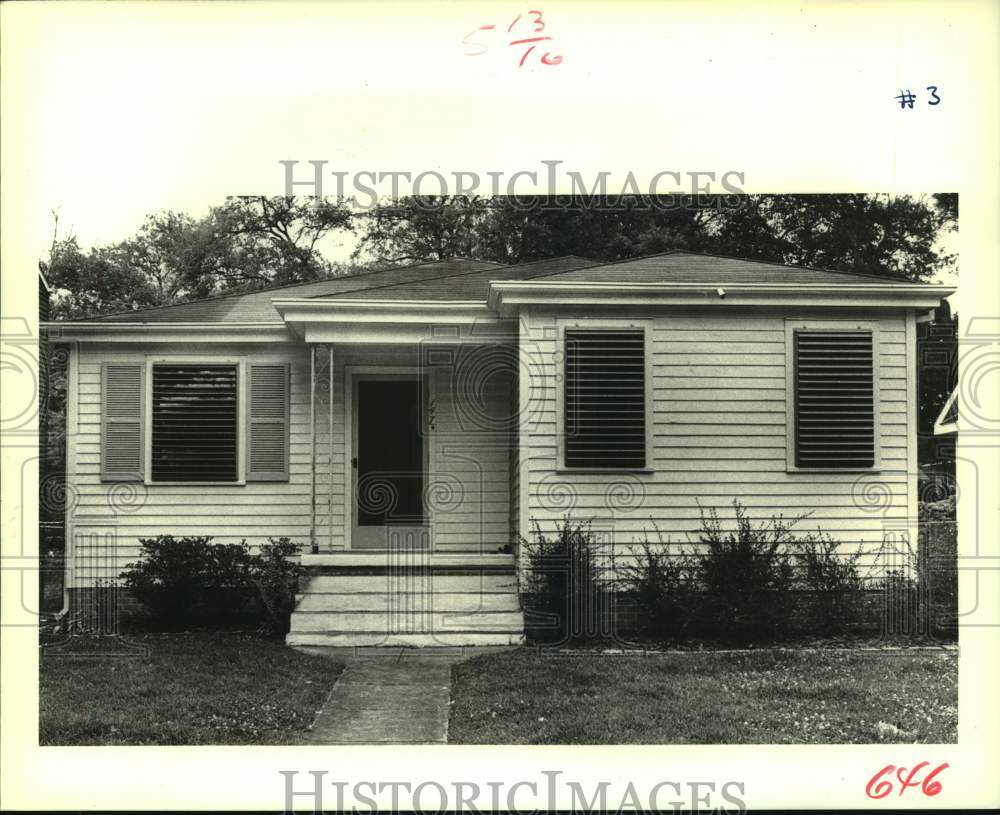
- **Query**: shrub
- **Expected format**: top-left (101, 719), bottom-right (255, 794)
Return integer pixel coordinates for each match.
top-left (39, 544), bottom-right (64, 614)
top-left (250, 537), bottom-right (303, 637)
top-left (876, 568), bottom-right (925, 639)
top-left (792, 535), bottom-right (865, 634)
top-left (695, 501), bottom-right (796, 643)
top-left (119, 536), bottom-right (254, 625)
top-left (519, 519), bottom-right (610, 645)
top-left (615, 527), bottom-right (698, 641)
top-left (919, 497), bottom-right (957, 640)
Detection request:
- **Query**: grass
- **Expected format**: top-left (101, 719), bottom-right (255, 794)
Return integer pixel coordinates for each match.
top-left (40, 631), bottom-right (343, 745)
top-left (449, 648), bottom-right (958, 744)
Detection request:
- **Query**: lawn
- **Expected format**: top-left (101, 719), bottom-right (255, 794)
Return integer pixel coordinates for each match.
top-left (39, 631), bottom-right (344, 745)
top-left (449, 648), bottom-right (958, 744)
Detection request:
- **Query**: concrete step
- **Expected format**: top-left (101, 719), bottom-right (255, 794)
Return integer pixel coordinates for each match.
top-left (289, 610), bottom-right (525, 633)
top-left (301, 574), bottom-right (519, 594)
top-left (294, 592), bottom-right (521, 613)
top-left (286, 631), bottom-right (525, 647)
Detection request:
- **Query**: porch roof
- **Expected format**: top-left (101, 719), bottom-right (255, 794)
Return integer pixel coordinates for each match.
top-left (312, 255), bottom-right (599, 302)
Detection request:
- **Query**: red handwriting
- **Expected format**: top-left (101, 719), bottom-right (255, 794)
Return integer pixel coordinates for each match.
top-left (463, 9), bottom-right (562, 67)
top-left (865, 762), bottom-right (949, 799)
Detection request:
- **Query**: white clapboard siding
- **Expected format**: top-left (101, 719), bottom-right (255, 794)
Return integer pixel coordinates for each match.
top-left (518, 310), bottom-right (916, 576)
top-left (66, 308), bottom-right (916, 584)
top-left (67, 341), bottom-right (515, 583)
top-left (67, 346), bottom-right (313, 585)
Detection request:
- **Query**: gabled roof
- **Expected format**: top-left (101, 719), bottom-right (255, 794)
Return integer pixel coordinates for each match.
top-left (93, 257), bottom-right (505, 324)
top-left (316, 255), bottom-right (599, 301)
top-left (527, 250), bottom-right (916, 285)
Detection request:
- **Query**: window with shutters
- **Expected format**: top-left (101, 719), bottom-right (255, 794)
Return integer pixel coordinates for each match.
top-left (788, 324), bottom-right (879, 470)
top-left (151, 364), bottom-right (239, 482)
top-left (562, 327), bottom-right (649, 470)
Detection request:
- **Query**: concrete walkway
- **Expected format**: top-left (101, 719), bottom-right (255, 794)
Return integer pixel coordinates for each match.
top-left (300, 647), bottom-right (511, 744)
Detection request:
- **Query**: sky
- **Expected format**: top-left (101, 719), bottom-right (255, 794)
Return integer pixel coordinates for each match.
top-left (2, 1), bottom-right (985, 302)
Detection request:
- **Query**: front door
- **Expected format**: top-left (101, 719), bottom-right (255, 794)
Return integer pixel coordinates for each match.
top-left (351, 376), bottom-right (429, 549)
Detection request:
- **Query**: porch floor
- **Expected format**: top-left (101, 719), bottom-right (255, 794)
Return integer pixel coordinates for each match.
top-left (300, 552), bottom-right (515, 569)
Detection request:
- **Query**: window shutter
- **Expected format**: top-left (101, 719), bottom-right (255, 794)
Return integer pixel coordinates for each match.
top-left (101, 363), bottom-right (144, 482)
top-left (246, 363), bottom-right (290, 482)
top-left (564, 329), bottom-right (646, 469)
top-left (794, 330), bottom-right (875, 468)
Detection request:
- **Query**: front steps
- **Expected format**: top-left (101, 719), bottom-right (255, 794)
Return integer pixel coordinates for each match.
top-left (286, 559), bottom-right (525, 648)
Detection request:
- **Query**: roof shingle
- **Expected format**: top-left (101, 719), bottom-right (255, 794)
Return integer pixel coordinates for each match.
top-left (94, 258), bottom-right (505, 323)
top-left (526, 251), bottom-right (914, 286)
top-left (77, 250), bottom-right (918, 325)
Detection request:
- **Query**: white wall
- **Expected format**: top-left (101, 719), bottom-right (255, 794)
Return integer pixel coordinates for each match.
top-left (64, 339), bottom-right (514, 586)
top-left (517, 307), bottom-right (918, 579)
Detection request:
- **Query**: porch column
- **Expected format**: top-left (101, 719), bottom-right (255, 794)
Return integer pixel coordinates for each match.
top-left (309, 346), bottom-right (315, 551)
top-left (309, 344), bottom-right (335, 552)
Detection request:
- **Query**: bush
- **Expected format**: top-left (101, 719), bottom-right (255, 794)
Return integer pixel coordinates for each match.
top-left (39, 544), bottom-right (64, 614)
top-left (615, 529), bottom-right (698, 641)
top-left (119, 536), bottom-right (255, 626)
top-left (919, 498), bottom-right (957, 640)
top-left (792, 535), bottom-right (865, 634)
top-left (876, 569), bottom-right (925, 639)
top-left (251, 537), bottom-right (303, 637)
top-left (519, 519), bottom-right (610, 645)
top-left (695, 501), bottom-right (796, 643)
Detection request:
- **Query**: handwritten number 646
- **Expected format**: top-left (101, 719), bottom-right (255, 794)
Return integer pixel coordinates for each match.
top-left (866, 762), bottom-right (949, 799)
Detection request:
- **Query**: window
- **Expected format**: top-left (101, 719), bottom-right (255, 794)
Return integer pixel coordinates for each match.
top-left (563, 328), bottom-right (647, 469)
top-left (151, 364), bottom-right (239, 482)
top-left (792, 329), bottom-right (876, 468)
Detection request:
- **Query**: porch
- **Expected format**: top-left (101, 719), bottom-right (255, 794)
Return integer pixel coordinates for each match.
top-left (289, 320), bottom-right (524, 645)
top-left (299, 334), bottom-right (519, 559)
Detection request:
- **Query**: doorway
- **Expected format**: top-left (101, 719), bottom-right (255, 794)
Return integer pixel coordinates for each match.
top-left (349, 374), bottom-right (429, 550)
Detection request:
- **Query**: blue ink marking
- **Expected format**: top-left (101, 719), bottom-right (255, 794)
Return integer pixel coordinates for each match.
top-left (926, 85), bottom-right (941, 105)
top-left (895, 89), bottom-right (917, 109)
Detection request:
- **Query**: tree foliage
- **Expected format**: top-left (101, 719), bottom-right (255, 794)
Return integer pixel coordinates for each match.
top-left (354, 193), bottom-right (957, 281)
top-left (42, 197), bottom-right (353, 319)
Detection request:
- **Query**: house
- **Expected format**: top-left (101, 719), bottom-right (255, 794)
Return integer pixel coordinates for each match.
top-left (44, 251), bottom-right (955, 646)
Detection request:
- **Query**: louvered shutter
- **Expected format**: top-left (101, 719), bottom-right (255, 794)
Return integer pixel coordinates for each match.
top-left (794, 330), bottom-right (875, 468)
top-left (101, 363), bottom-right (144, 482)
top-left (246, 363), bottom-right (290, 481)
top-left (564, 329), bottom-right (647, 469)
top-left (151, 364), bottom-right (239, 482)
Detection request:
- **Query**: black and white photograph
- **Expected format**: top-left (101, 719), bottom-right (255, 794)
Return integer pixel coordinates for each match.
top-left (2, 2), bottom-right (998, 812)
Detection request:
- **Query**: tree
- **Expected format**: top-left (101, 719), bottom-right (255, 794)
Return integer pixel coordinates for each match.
top-left (707, 194), bottom-right (956, 281)
top-left (40, 196), bottom-right (355, 319)
top-left (352, 196), bottom-right (493, 265)
top-left (43, 235), bottom-right (163, 320)
top-left (207, 196), bottom-right (353, 289)
top-left (353, 193), bottom-right (957, 282)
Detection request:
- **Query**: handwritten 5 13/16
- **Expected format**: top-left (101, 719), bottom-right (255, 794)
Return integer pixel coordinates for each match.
top-left (463, 10), bottom-right (563, 68)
